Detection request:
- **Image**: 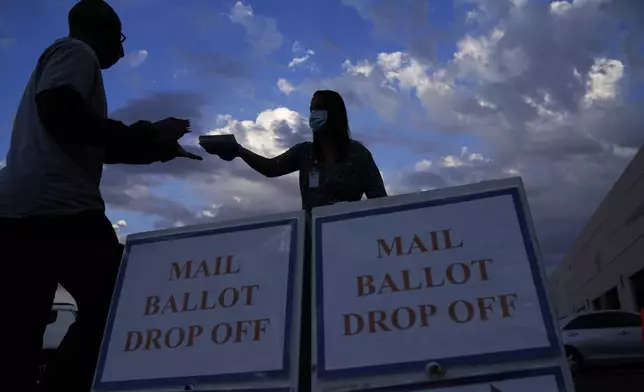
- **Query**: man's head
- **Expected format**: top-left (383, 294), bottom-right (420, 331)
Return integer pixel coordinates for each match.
top-left (68, 0), bottom-right (125, 69)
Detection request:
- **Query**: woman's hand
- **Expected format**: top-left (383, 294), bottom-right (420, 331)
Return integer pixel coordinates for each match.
top-left (216, 144), bottom-right (240, 161)
top-left (199, 136), bottom-right (240, 161)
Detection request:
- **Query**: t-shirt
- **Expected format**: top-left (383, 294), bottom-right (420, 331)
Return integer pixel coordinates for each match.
top-left (270, 140), bottom-right (387, 210)
top-left (0, 38), bottom-right (107, 218)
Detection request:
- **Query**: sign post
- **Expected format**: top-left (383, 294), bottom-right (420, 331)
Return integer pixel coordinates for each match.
top-left (311, 178), bottom-right (574, 391)
top-left (92, 212), bottom-right (305, 392)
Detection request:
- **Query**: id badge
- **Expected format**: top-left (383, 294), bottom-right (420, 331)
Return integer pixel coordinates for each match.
top-left (309, 170), bottom-right (319, 188)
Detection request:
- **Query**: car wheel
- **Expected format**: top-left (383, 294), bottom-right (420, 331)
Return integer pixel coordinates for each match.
top-left (565, 346), bottom-right (583, 373)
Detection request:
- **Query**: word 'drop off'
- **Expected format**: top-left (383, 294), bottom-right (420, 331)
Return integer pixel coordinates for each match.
top-left (124, 319), bottom-right (270, 352)
top-left (343, 293), bottom-right (518, 336)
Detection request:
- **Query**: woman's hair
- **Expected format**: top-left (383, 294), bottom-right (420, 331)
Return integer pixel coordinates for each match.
top-left (312, 90), bottom-right (352, 161)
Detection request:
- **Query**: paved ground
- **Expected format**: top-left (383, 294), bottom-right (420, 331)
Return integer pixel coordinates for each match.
top-left (574, 366), bottom-right (644, 391)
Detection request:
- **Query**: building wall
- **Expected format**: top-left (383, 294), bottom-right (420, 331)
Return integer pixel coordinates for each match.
top-left (548, 146), bottom-right (644, 318)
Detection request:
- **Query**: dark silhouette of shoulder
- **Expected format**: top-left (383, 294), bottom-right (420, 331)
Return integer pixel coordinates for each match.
top-left (349, 139), bottom-right (374, 157)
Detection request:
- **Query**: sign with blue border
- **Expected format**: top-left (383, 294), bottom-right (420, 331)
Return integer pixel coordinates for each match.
top-left (313, 180), bottom-right (562, 380)
top-left (92, 213), bottom-right (304, 391)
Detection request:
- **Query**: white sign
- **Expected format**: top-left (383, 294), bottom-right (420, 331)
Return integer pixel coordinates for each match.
top-left (313, 182), bottom-right (561, 376)
top-left (93, 215), bottom-right (302, 391)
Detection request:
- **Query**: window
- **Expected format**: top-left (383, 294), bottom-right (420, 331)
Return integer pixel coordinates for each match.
top-left (564, 312), bottom-right (642, 330)
top-left (605, 312), bottom-right (642, 328)
top-left (564, 314), bottom-right (604, 330)
top-left (631, 268), bottom-right (644, 310)
top-left (604, 287), bottom-right (621, 310)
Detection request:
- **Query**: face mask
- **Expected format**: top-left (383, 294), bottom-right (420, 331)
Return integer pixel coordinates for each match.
top-left (309, 110), bottom-right (328, 132)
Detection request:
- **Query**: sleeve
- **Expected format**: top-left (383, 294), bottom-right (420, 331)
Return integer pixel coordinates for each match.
top-left (36, 42), bottom-right (97, 101)
top-left (34, 42), bottom-right (162, 159)
top-left (267, 142), bottom-right (306, 176)
top-left (361, 147), bottom-right (387, 199)
top-left (104, 121), bottom-right (179, 165)
top-left (240, 142), bottom-right (306, 178)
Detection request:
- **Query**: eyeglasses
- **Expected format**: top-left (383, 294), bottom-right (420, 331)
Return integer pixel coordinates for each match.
top-left (120, 33), bottom-right (127, 43)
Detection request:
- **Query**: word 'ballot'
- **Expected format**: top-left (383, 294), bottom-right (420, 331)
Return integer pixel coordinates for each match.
top-left (316, 192), bottom-right (554, 372)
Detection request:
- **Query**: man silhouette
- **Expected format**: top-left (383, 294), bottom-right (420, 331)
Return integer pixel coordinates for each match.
top-left (0, 1), bottom-right (200, 391)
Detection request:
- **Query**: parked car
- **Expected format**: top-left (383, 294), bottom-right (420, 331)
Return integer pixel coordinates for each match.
top-left (39, 302), bottom-right (77, 379)
top-left (559, 310), bottom-right (644, 372)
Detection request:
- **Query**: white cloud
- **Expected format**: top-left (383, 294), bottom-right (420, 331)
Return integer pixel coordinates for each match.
top-left (111, 220), bottom-right (127, 230)
top-left (229, 1), bottom-right (283, 54)
top-left (342, 59), bottom-right (375, 77)
top-left (201, 210), bottom-right (216, 218)
top-left (289, 50), bottom-right (315, 68)
top-left (288, 40), bottom-right (316, 70)
top-left (277, 78), bottom-right (295, 94)
top-left (123, 50), bottom-right (148, 68)
top-left (583, 58), bottom-right (625, 106)
top-left (96, 0), bottom-right (644, 272)
top-left (611, 145), bottom-right (638, 158)
top-left (550, 1), bottom-right (573, 15)
top-left (414, 159), bottom-right (432, 171)
top-left (199, 204), bottom-right (221, 219)
top-left (207, 107), bottom-right (307, 157)
top-left (111, 219), bottom-right (129, 243)
top-left (440, 147), bottom-right (489, 168)
top-left (454, 29), bottom-right (529, 83)
top-left (291, 0), bottom-right (644, 267)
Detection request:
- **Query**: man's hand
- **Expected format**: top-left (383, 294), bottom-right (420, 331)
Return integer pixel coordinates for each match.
top-left (151, 117), bottom-right (191, 143)
top-left (104, 118), bottom-right (201, 165)
top-left (176, 145), bottom-right (203, 161)
top-left (151, 118), bottom-right (202, 162)
top-left (159, 142), bottom-right (203, 162)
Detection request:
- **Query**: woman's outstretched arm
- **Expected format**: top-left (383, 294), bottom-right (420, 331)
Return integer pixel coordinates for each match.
top-left (238, 142), bottom-right (305, 178)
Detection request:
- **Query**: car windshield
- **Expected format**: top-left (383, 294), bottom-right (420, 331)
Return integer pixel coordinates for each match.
top-left (563, 312), bottom-right (642, 330)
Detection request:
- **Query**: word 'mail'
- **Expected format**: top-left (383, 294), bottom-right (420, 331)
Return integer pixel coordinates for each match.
top-left (377, 229), bottom-right (462, 258)
top-left (169, 255), bottom-right (239, 281)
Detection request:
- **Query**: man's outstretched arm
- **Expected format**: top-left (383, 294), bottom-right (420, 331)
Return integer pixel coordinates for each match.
top-left (35, 42), bottom-right (184, 164)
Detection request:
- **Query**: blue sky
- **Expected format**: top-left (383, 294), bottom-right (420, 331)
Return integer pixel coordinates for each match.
top-left (1, 0), bottom-right (643, 269)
